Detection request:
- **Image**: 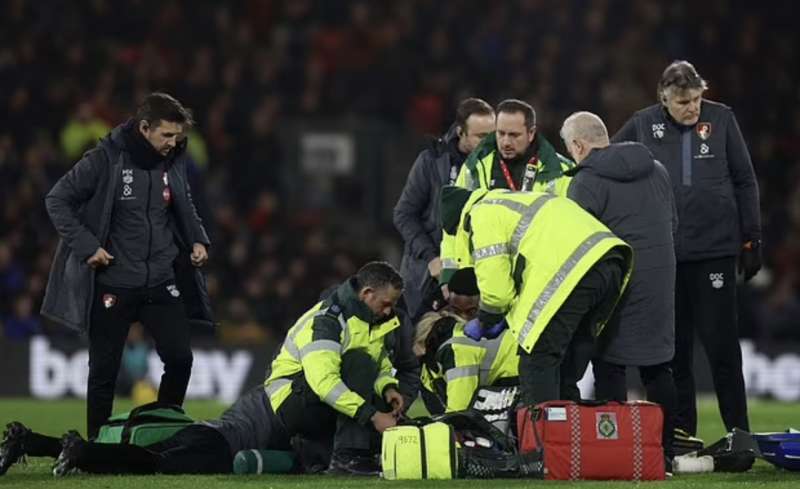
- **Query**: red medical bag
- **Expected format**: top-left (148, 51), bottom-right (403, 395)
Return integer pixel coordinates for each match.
top-left (517, 400), bottom-right (665, 481)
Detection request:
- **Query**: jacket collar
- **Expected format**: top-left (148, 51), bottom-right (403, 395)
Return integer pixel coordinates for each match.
top-left (463, 132), bottom-right (572, 183)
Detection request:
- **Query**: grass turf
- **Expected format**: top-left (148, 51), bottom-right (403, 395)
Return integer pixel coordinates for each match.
top-left (0, 397), bottom-right (798, 488)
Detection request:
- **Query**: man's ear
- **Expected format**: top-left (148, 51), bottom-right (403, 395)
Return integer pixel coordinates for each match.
top-left (139, 120), bottom-right (150, 134)
top-left (358, 286), bottom-right (373, 302)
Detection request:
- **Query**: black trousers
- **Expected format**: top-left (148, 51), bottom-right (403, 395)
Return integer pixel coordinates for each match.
top-left (519, 258), bottom-right (624, 406)
top-left (19, 425), bottom-right (231, 475)
top-left (673, 257), bottom-right (749, 435)
top-left (87, 281), bottom-right (193, 439)
top-left (594, 360), bottom-right (676, 459)
top-left (276, 350), bottom-right (383, 454)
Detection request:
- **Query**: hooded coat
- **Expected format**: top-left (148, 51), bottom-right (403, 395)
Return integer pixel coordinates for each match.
top-left (567, 142), bottom-right (677, 365)
top-left (41, 121), bottom-right (213, 333)
top-left (393, 126), bottom-right (466, 319)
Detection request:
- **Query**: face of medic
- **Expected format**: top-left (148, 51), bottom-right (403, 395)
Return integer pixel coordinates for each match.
top-left (458, 113), bottom-right (496, 154)
top-left (662, 87), bottom-right (703, 126)
top-left (359, 285), bottom-right (403, 323)
top-left (139, 119), bottom-right (184, 156)
top-left (496, 111), bottom-right (535, 160)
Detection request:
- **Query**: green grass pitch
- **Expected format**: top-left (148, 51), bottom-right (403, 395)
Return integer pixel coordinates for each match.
top-left (0, 397), bottom-right (798, 488)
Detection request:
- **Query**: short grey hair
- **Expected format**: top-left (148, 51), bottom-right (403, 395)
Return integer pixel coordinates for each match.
top-left (658, 60), bottom-right (708, 101)
top-left (560, 111), bottom-right (609, 145)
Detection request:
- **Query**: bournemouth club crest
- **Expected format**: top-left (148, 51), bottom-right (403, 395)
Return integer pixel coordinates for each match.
top-left (102, 294), bottom-right (117, 309)
top-left (696, 122), bottom-right (712, 140)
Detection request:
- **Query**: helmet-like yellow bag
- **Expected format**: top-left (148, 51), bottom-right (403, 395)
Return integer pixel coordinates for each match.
top-left (381, 422), bottom-right (457, 479)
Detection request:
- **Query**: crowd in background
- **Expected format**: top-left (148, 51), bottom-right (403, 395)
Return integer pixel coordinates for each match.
top-left (1, 0), bottom-right (798, 343)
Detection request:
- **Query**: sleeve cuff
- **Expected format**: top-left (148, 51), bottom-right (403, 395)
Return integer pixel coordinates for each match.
top-left (420, 248), bottom-right (437, 263)
top-left (381, 383), bottom-right (400, 398)
top-left (439, 268), bottom-right (456, 285)
top-left (355, 402), bottom-right (378, 426)
top-left (478, 310), bottom-right (504, 328)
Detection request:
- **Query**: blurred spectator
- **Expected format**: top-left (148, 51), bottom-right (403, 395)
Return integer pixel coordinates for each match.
top-left (0, 0), bottom-right (797, 343)
top-left (59, 103), bottom-right (111, 161)
top-left (3, 294), bottom-right (42, 340)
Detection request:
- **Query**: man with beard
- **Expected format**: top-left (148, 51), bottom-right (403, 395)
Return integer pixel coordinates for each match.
top-left (264, 261), bottom-right (405, 476)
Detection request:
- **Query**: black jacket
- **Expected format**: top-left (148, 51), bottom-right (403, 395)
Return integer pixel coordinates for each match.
top-left (612, 100), bottom-right (761, 262)
top-left (42, 122), bottom-right (213, 332)
top-left (393, 126), bottom-right (465, 318)
top-left (568, 142), bottom-right (676, 365)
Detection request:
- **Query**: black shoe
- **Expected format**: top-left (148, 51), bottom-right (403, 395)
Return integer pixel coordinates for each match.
top-left (326, 451), bottom-right (381, 476)
top-left (0, 422), bottom-right (30, 475)
top-left (52, 431), bottom-right (84, 477)
top-left (674, 428), bottom-right (704, 456)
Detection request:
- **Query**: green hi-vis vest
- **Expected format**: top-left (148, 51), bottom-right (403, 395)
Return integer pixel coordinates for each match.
top-left (440, 134), bottom-right (574, 284)
top-left (437, 325), bottom-right (519, 412)
top-left (457, 190), bottom-right (633, 353)
top-left (264, 281), bottom-right (399, 418)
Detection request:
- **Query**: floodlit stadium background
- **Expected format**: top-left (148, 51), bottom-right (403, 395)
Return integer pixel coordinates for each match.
top-left (0, 1), bottom-right (799, 407)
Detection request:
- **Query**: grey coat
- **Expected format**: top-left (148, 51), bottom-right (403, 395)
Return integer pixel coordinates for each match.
top-left (41, 123), bottom-right (213, 333)
top-left (393, 126), bottom-right (463, 319)
top-left (567, 142), bottom-right (677, 365)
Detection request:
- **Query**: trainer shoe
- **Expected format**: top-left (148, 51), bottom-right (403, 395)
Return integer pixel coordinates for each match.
top-left (52, 431), bottom-right (84, 477)
top-left (0, 422), bottom-right (30, 475)
top-left (326, 450), bottom-right (381, 476)
top-left (674, 428), bottom-right (704, 456)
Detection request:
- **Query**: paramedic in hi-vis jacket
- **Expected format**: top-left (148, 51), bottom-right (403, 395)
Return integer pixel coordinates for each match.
top-left (439, 99), bottom-right (574, 287)
top-left (264, 262), bottom-right (405, 476)
top-left (438, 187), bottom-right (633, 406)
top-left (415, 311), bottom-right (519, 414)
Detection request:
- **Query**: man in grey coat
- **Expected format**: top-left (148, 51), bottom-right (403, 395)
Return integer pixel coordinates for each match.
top-left (42, 93), bottom-right (212, 439)
top-left (561, 111), bottom-right (677, 464)
top-left (393, 98), bottom-right (495, 320)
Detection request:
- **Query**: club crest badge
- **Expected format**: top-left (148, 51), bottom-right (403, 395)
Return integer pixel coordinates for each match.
top-left (596, 412), bottom-right (619, 440)
top-left (709, 273), bottom-right (724, 289)
top-left (102, 294), bottom-right (117, 309)
top-left (167, 284), bottom-right (180, 297)
top-left (697, 122), bottom-right (712, 140)
top-left (651, 123), bottom-right (665, 139)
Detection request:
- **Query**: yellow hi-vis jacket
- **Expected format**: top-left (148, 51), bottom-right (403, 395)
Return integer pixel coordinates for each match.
top-left (456, 189), bottom-right (633, 353)
top-left (440, 134), bottom-right (574, 284)
top-left (264, 279), bottom-right (400, 420)
top-left (436, 324), bottom-right (519, 412)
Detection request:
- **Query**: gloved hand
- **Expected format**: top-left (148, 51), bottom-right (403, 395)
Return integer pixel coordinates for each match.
top-left (483, 319), bottom-right (508, 339)
top-left (464, 318), bottom-right (485, 341)
top-left (739, 241), bottom-right (762, 282)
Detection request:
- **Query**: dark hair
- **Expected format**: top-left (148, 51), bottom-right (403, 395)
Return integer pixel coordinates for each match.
top-left (356, 261), bottom-right (403, 291)
top-left (657, 60), bottom-right (708, 101)
top-left (455, 98), bottom-right (494, 134)
top-left (136, 92), bottom-right (194, 127)
top-left (497, 99), bottom-right (536, 129)
top-left (423, 315), bottom-right (457, 370)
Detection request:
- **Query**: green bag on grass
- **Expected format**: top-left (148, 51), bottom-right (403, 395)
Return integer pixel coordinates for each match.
top-left (95, 402), bottom-right (194, 447)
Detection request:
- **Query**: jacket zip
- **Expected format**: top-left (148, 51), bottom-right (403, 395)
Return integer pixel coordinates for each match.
top-left (144, 170), bottom-right (152, 288)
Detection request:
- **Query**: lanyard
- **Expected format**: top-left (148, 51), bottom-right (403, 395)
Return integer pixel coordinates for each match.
top-left (498, 155), bottom-right (539, 191)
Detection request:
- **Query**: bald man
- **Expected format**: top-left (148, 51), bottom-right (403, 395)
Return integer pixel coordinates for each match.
top-left (561, 112), bottom-right (678, 466)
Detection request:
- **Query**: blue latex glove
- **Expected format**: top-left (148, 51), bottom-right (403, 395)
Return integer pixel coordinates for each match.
top-left (483, 319), bottom-right (508, 339)
top-left (464, 318), bottom-right (485, 341)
